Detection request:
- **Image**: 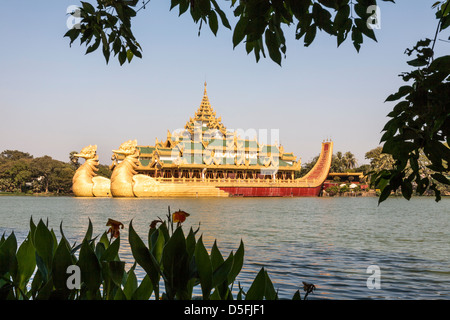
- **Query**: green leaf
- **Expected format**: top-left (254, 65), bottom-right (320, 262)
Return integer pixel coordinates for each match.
top-left (353, 3), bottom-right (367, 19)
top-left (351, 26), bottom-right (363, 52)
top-left (355, 18), bottom-right (377, 42)
top-left (123, 267), bottom-right (138, 300)
top-left (81, 1), bottom-right (95, 14)
top-left (264, 271), bottom-right (277, 300)
top-left (178, 0), bottom-right (189, 16)
top-left (52, 239), bottom-right (74, 291)
top-left (212, 251), bottom-right (234, 289)
top-left (77, 239), bottom-right (102, 293)
top-left (35, 278), bottom-right (54, 300)
top-left (118, 49), bottom-right (127, 65)
top-left (304, 24), bottom-right (317, 47)
top-left (103, 260), bottom-right (125, 289)
top-left (227, 239), bottom-right (244, 285)
top-left (210, 240), bottom-right (224, 270)
top-left (385, 86), bottom-right (412, 102)
top-left (30, 217), bottom-right (36, 246)
top-left (129, 221), bottom-right (153, 273)
top-left (378, 185), bottom-right (392, 204)
top-left (126, 49), bottom-right (134, 63)
top-left (292, 290), bottom-right (301, 300)
top-left (128, 42), bottom-right (142, 58)
top-left (114, 287), bottom-right (127, 300)
top-left (265, 29), bottom-right (282, 66)
top-left (210, 288), bottom-right (222, 300)
top-left (85, 37), bottom-right (101, 55)
top-left (148, 227), bottom-right (159, 249)
top-left (59, 221), bottom-right (71, 249)
top-left (30, 268), bottom-right (44, 298)
top-left (195, 236), bottom-right (213, 299)
top-left (64, 28), bottom-right (81, 45)
top-left (103, 44), bottom-right (111, 64)
top-left (83, 218), bottom-right (93, 242)
top-left (151, 229), bottom-right (165, 263)
top-left (113, 37), bottom-right (122, 55)
top-left (101, 236), bottom-right (120, 261)
top-left (211, 0), bottom-right (231, 29)
top-left (401, 180), bottom-right (413, 200)
top-left (0, 232), bottom-right (18, 278)
top-left (407, 57), bottom-right (428, 67)
top-left (99, 232), bottom-right (110, 249)
top-left (245, 267), bottom-right (266, 300)
top-left (233, 18), bottom-right (248, 48)
top-left (334, 5), bottom-right (350, 28)
top-left (15, 237), bottom-right (35, 293)
top-left (386, 100), bottom-right (409, 118)
top-left (208, 10), bottom-right (218, 36)
top-left (34, 219), bottom-right (54, 273)
top-left (128, 221), bottom-right (160, 296)
top-left (312, 2), bottom-right (332, 33)
top-left (429, 55), bottom-right (450, 73)
top-left (95, 241), bottom-right (106, 260)
top-left (186, 228), bottom-right (196, 259)
top-left (162, 227), bottom-right (189, 299)
top-left (132, 274), bottom-right (153, 300)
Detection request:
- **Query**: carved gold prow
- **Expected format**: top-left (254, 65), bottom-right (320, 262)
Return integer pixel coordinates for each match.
top-left (110, 140), bottom-right (140, 197)
top-left (72, 145), bottom-right (111, 197)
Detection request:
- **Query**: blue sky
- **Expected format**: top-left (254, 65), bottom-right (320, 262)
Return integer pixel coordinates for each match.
top-left (0, 1), bottom-right (444, 166)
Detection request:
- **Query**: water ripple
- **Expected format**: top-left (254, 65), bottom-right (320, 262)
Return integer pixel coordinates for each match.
top-left (0, 196), bottom-right (449, 299)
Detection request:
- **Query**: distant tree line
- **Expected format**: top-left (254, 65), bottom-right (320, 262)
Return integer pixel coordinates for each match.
top-left (0, 150), bottom-right (111, 195)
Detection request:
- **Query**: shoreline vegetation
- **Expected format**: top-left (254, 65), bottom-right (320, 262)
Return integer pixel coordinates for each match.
top-left (0, 208), bottom-right (316, 300)
top-left (1, 148), bottom-right (449, 198)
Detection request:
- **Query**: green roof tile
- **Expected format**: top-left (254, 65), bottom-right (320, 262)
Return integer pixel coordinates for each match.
top-left (139, 159), bottom-right (151, 166)
top-left (138, 146), bottom-right (155, 154)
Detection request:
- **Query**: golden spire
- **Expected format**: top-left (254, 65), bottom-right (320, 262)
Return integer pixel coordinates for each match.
top-left (184, 83), bottom-right (227, 135)
top-left (199, 82), bottom-right (211, 114)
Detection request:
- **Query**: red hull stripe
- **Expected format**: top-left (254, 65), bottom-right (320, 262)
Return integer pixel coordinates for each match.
top-left (218, 186), bottom-right (322, 197)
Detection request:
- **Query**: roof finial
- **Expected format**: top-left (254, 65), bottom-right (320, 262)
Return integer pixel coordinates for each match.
top-left (204, 81), bottom-right (207, 96)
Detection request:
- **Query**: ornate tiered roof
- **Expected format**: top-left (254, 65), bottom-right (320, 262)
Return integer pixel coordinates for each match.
top-left (114, 84), bottom-right (301, 173)
top-left (184, 82), bottom-right (227, 136)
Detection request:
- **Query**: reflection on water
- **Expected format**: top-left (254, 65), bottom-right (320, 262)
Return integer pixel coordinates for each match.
top-left (1, 196), bottom-right (449, 299)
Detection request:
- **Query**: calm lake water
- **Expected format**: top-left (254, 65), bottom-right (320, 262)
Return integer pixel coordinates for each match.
top-left (0, 195), bottom-right (449, 300)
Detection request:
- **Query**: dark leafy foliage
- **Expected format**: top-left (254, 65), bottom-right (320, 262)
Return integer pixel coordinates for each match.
top-left (372, 2), bottom-right (450, 203)
top-left (65, 0), bottom-right (394, 65)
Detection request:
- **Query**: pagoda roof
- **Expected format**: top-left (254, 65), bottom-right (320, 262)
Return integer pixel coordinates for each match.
top-left (121, 83), bottom-right (302, 172)
top-left (184, 82), bottom-right (227, 135)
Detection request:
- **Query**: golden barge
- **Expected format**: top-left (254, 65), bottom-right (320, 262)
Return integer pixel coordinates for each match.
top-left (72, 84), bottom-right (333, 197)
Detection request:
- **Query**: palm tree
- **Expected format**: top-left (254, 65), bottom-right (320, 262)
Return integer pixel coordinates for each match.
top-left (330, 151), bottom-right (357, 172)
top-left (331, 152), bottom-right (345, 172)
top-left (343, 151), bottom-right (357, 170)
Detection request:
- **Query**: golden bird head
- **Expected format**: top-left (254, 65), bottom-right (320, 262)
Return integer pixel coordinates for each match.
top-left (112, 139), bottom-right (139, 156)
top-left (74, 145), bottom-right (97, 159)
